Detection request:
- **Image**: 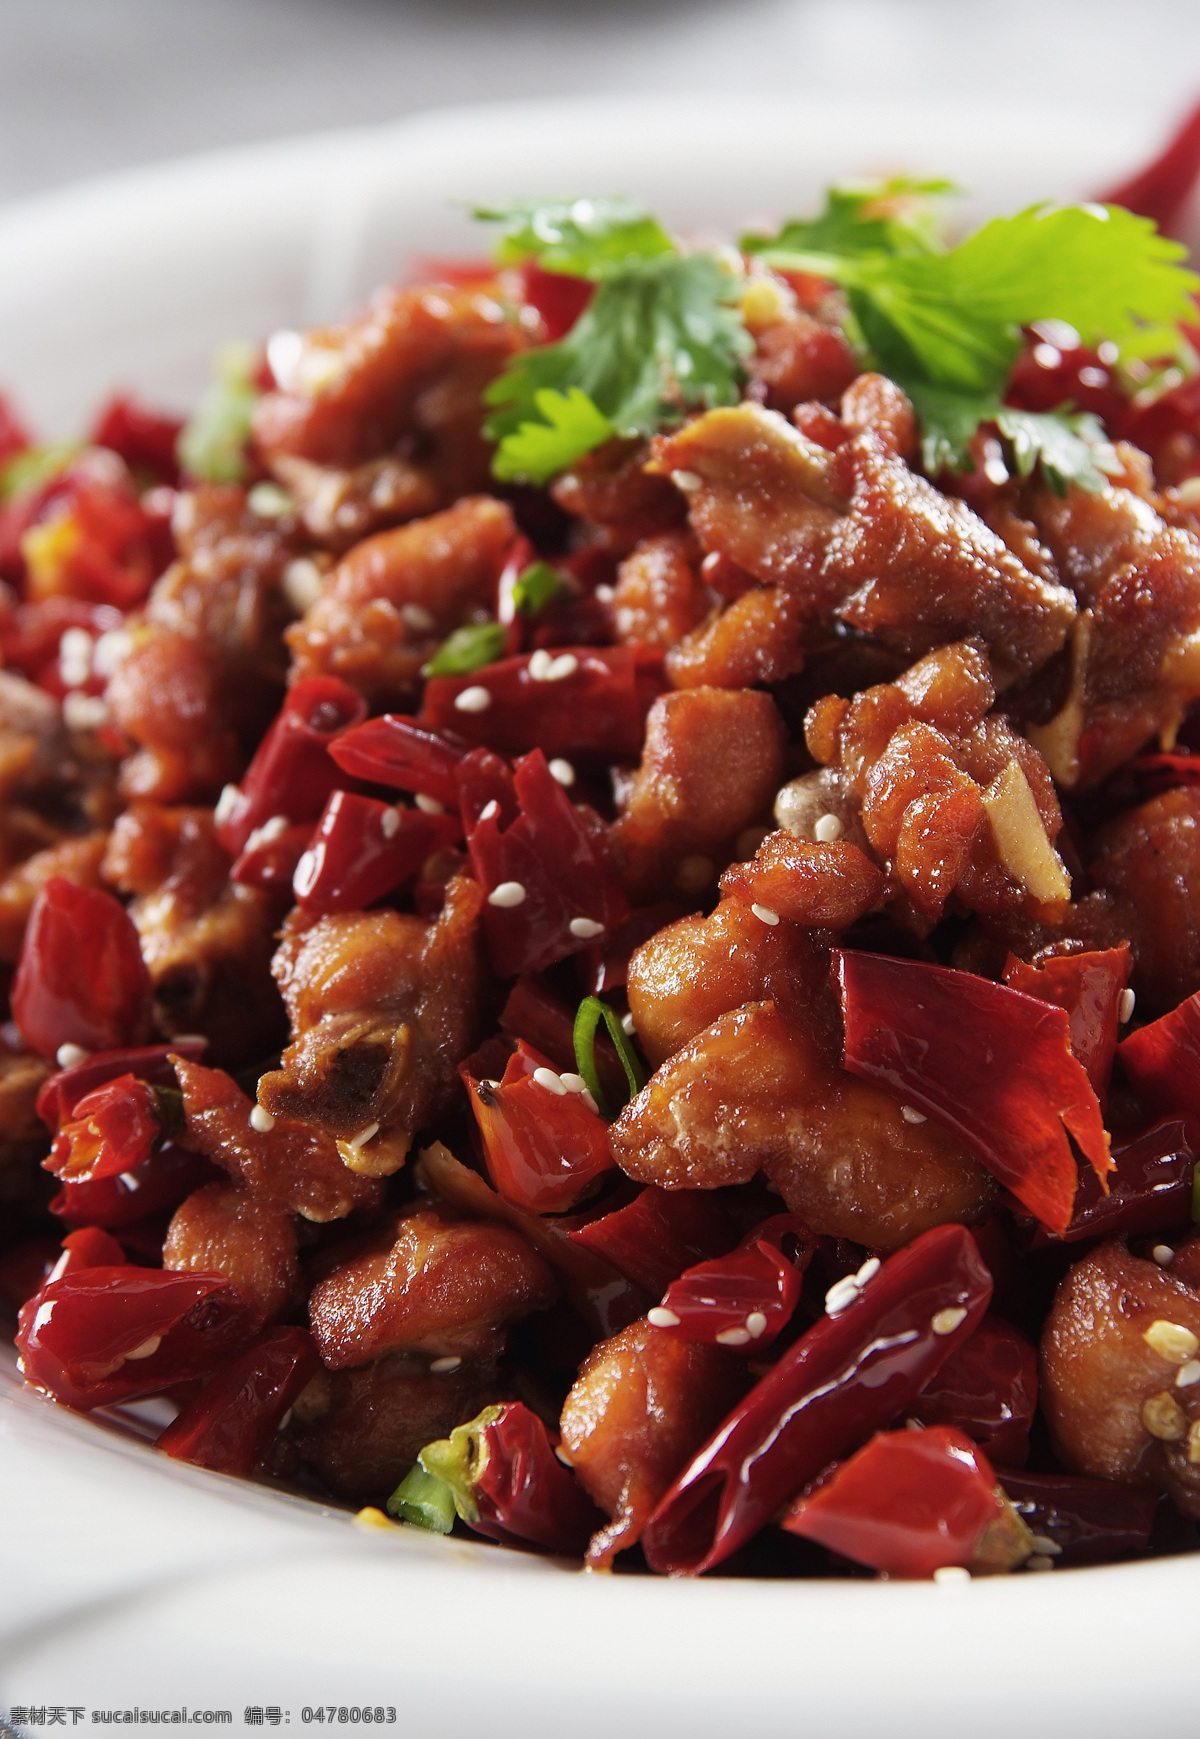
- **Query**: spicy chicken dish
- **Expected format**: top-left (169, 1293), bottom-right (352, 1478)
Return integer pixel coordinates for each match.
top-left (6, 125), bottom-right (1200, 1582)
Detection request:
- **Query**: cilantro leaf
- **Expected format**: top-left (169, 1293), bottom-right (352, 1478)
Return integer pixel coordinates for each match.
top-left (421, 621), bottom-right (506, 677)
top-left (907, 381), bottom-right (1118, 496)
top-left (474, 197), bottom-right (674, 279)
top-left (485, 253), bottom-right (752, 483)
top-left (743, 177), bottom-right (953, 261)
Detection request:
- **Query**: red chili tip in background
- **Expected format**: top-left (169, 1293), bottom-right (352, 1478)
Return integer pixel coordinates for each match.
top-left (568, 1185), bottom-right (739, 1298)
top-left (518, 261), bottom-right (595, 343)
top-left (1002, 944), bottom-right (1131, 1105)
top-left (156, 1327), bottom-right (321, 1477)
top-left (907, 1314), bottom-right (1038, 1468)
top-left (469, 1402), bottom-right (605, 1556)
top-left (1099, 95), bottom-right (1200, 234)
top-left (328, 712), bottom-right (468, 811)
top-left (292, 789), bottom-right (461, 917)
top-left (88, 394), bottom-right (184, 488)
top-left (464, 1039), bottom-right (613, 1215)
top-left (44, 1072), bottom-right (161, 1184)
top-left (216, 674), bottom-right (367, 857)
top-left (781, 1426), bottom-right (1028, 1580)
top-left (641, 1222), bottom-right (993, 1576)
top-left (16, 1266), bottom-right (263, 1411)
top-left (12, 876), bottom-right (155, 1060)
top-left (652, 1220), bottom-right (812, 1352)
top-left (1119, 989), bottom-right (1200, 1148)
top-left (1030, 1118), bottom-right (1197, 1248)
top-left (836, 950), bottom-right (1111, 1235)
top-left (36, 1037), bottom-right (206, 1132)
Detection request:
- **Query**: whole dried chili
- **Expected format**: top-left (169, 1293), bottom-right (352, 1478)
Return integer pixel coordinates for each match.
top-left (157, 1327), bottom-right (321, 1476)
top-left (12, 877), bottom-right (155, 1059)
top-left (651, 1217), bottom-right (813, 1352)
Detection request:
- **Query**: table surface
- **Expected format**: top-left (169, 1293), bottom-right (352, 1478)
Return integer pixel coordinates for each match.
top-left (1, 0), bottom-right (1199, 209)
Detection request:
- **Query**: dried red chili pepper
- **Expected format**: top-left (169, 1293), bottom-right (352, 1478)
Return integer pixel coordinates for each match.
top-left (0, 595), bottom-right (122, 691)
top-left (781, 1426), bottom-right (1033, 1578)
top-left (1002, 944), bottom-right (1130, 1102)
top-left (519, 261), bottom-right (594, 342)
top-left (464, 747), bottom-right (627, 977)
top-left (652, 1217), bottom-right (813, 1352)
top-left (1100, 94), bottom-right (1200, 232)
top-left (16, 1266), bottom-right (262, 1410)
top-left (641, 1222), bottom-right (993, 1575)
top-left (156, 1327), bottom-right (321, 1476)
top-left (836, 950), bottom-right (1110, 1234)
top-left (36, 1038), bottom-right (206, 1131)
top-left (1119, 990), bottom-right (1200, 1144)
top-left (421, 645), bottom-right (664, 765)
top-left (907, 1314), bottom-right (1037, 1467)
top-left (464, 1039), bottom-right (613, 1215)
top-left (50, 1140), bottom-right (220, 1229)
top-left (89, 395), bottom-right (183, 487)
top-left (45, 1073), bottom-right (162, 1183)
top-left (389, 1401), bottom-right (603, 1555)
top-left (1030, 1118), bottom-right (1196, 1247)
top-left (0, 391), bottom-right (29, 466)
top-left (997, 1470), bottom-right (1159, 1567)
top-left (12, 877), bottom-right (155, 1059)
top-left (567, 1185), bottom-right (739, 1298)
top-left (292, 790), bottom-right (461, 917)
top-left (216, 674), bottom-right (367, 857)
top-left (328, 713), bottom-right (468, 811)
top-left (230, 820), bottom-right (314, 895)
top-left (47, 1225), bottom-right (128, 1279)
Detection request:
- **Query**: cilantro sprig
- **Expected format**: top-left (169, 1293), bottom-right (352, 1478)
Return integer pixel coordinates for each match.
top-left (747, 190), bottom-right (1199, 490)
top-left (478, 200), bottom-right (752, 485)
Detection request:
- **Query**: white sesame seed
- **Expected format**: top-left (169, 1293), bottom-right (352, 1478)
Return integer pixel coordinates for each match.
top-left (62, 690), bottom-right (108, 731)
top-left (1143, 1320), bottom-right (1200, 1364)
top-left (854, 1257), bottom-right (881, 1287)
top-left (59, 628), bottom-right (94, 685)
top-left (1025, 1556), bottom-right (1056, 1573)
top-left (266, 328), bottom-right (304, 390)
top-left (548, 758), bottom-right (576, 787)
top-left (554, 1444), bottom-right (573, 1466)
top-left (528, 648), bottom-right (555, 681)
top-left (621, 1012), bottom-right (636, 1035)
top-left (214, 783), bottom-right (241, 826)
top-left (932, 1306), bottom-right (968, 1336)
top-left (594, 584), bottom-right (615, 604)
top-left (488, 880), bottom-right (526, 908)
top-left (245, 814), bottom-right (290, 853)
top-left (751, 903), bottom-right (780, 926)
top-left (1177, 1360), bottom-right (1200, 1388)
top-left (1177, 476), bottom-right (1200, 509)
top-left (125, 1334), bottom-right (163, 1361)
top-left (413, 792), bottom-right (445, 815)
top-left (249, 1105), bottom-right (275, 1133)
top-left (717, 1327), bottom-right (753, 1347)
top-left (380, 805), bottom-right (402, 839)
top-left (545, 653), bottom-right (578, 682)
top-left (118, 1171), bottom-right (142, 1191)
top-left (814, 812), bottom-right (844, 843)
top-left (282, 557), bottom-right (325, 614)
top-left (345, 1122), bottom-right (381, 1151)
top-left (478, 800), bottom-right (499, 822)
top-left (825, 1277), bottom-right (861, 1315)
top-left (248, 481), bottom-right (293, 519)
top-left (1153, 1245), bottom-right (1176, 1267)
top-left (401, 602), bottom-right (436, 634)
top-left (932, 1566), bottom-right (971, 1586)
top-left (569, 916), bottom-right (605, 939)
top-left (1119, 988), bottom-right (1136, 1024)
top-left (745, 1312), bottom-right (768, 1339)
top-left (901, 1105), bottom-right (927, 1124)
top-left (1029, 1535), bottom-right (1062, 1556)
top-left (671, 469), bottom-right (702, 493)
top-left (455, 685), bottom-right (492, 714)
top-left (91, 627), bottom-right (134, 677)
top-left (429, 1355), bottom-right (462, 1375)
top-left (55, 1042), bottom-right (89, 1069)
top-left (533, 1067), bottom-right (568, 1096)
top-left (558, 1072), bottom-right (587, 1095)
top-left (648, 1307), bottom-right (681, 1329)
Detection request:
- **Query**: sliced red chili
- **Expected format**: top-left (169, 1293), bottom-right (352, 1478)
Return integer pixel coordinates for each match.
top-left (16, 1265), bottom-right (262, 1410)
top-left (781, 1426), bottom-right (1028, 1579)
top-left (1002, 944), bottom-right (1130, 1103)
top-left (46, 1225), bottom-right (128, 1280)
top-left (50, 1140), bottom-right (219, 1229)
top-left (421, 645), bottom-right (664, 765)
top-left (464, 1039), bottom-right (613, 1215)
top-left (469, 1402), bottom-right (603, 1554)
top-left (519, 261), bottom-right (594, 342)
top-left (1099, 94), bottom-right (1200, 232)
top-left (907, 1314), bottom-right (1038, 1468)
top-left (997, 1470), bottom-right (1159, 1567)
top-left (653, 1219), bottom-right (812, 1352)
top-left (641, 1222), bottom-right (993, 1575)
top-left (89, 395), bottom-right (184, 487)
top-left (327, 713), bottom-right (469, 811)
top-left (12, 877), bottom-right (155, 1059)
top-left (230, 820), bottom-right (314, 895)
top-left (292, 791), bottom-right (461, 916)
top-left (836, 950), bottom-right (1110, 1234)
top-left (156, 1327), bottom-right (321, 1476)
top-left (45, 1073), bottom-right (162, 1183)
top-left (568, 1185), bottom-right (739, 1297)
top-left (464, 747), bottom-right (627, 977)
top-left (1029, 1118), bottom-right (1196, 1247)
top-left (1119, 990), bottom-right (1200, 1145)
top-left (216, 674), bottom-right (367, 857)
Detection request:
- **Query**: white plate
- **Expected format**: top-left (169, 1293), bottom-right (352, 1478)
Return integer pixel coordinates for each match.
top-left (0, 92), bottom-right (1195, 1737)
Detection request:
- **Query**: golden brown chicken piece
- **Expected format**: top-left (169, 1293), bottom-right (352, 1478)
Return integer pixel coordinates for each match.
top-left (612, 529), bottom-right (713, 650)
top-left (611, 1000), bottom-right (993, 1250)
top-left (257, 874), bottom-right (487, 1174)
top-left (163, 1180), bottom-right (301, 1322)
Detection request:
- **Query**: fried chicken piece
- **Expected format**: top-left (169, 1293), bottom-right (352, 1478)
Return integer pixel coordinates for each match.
top-left (551, 438), bottom-right (687, 554)
top-left (174, 1055), bottom-right (383, 1223)
top-left (102, 803), bottom-right (285, 1065)
top-left (609, 687), bottom-right (787, 903)
top-left (285, 495), bottom-right (515, 706)
top-left (258, 874), bottom-right (487, 1175)
top-left (268, 453), bottom-right (438, 555)
top-left (308, 1203), bottom-right (557, 1368)
top-left (720, 831), bottom-right (887, 930)
top-left (652, 395), bottom-right (1075, 688)
top-left (163, 1179), bottom-right (300, 1322)
top-left (612, 529), bottom-right (712, 650)
top-left (1086, 786), bottom-right (1200, 1012)
top-left (559, 1319), bottom-right (745, 1568)
top-left (611, 999), bottom-right (994, 1251)
top-left (1041, 1237), bottom-right (1200, 1516)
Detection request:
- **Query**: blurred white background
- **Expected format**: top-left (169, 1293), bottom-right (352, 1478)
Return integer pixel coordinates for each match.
top-left (1, 0), bottom-right (1200, 207)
